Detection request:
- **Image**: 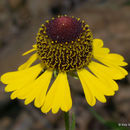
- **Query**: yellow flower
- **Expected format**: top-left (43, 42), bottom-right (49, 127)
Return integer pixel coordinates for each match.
top-left (1, 16), bottom-right (128, 114)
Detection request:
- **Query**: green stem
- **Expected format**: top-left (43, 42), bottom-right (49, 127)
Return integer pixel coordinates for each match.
top-left (71, 113), bottom-right (75, 130)
top-left (88, 107), bottom-right (106, 124)
top-left (64, 112), bottom-right (70, 130)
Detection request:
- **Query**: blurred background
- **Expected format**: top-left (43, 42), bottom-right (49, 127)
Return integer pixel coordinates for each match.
top-left (0, 0), bottom-right (130, 130)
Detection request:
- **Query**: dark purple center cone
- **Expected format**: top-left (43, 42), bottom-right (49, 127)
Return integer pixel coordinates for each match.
top-left (46, 16), bottom-right (83, 43)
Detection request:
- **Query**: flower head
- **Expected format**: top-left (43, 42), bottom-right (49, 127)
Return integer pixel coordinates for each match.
top-left (37, 16), bottom-right (93, 72)
top-left (1, 15), bottom-right (128, 114)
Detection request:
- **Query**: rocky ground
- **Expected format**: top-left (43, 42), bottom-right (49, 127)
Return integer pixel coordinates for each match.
top-left (0, 0), bottom-right (130, 130)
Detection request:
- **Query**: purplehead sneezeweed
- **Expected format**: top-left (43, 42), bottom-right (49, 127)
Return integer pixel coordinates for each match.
top-left (0, 15), bottom-right (128, 129)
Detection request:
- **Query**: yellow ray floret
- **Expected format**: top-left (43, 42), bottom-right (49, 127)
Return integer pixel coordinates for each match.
top-left (77, 70), bottom-right (96, 106)
top-left (93, 39), bottom-right (110, 57)
top-left (41, 72), bottom-right (72, 114)
top-left (10, 70), bottom-right (52, 106)
top-left (22, 47), bottom-right (36, 56)
top-left (88, 61), bottom-right (118, 91)
top-left (78, 68), bottom-right (112, 104)
top-left (1, 64), bottom-right (42, 85)
top-left (18, 53), bottom-right (38, 70)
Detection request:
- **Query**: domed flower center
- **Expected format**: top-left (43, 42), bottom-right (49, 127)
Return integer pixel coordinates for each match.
top-left (46, 16), bottom-right (82, 43)
top-left (36, 16), bottom-right (93, 72)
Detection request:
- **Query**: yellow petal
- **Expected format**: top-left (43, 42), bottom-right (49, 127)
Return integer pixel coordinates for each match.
top-left (106, 54), bottom-right (127, 66)
top-left (60, 74), bottom-right (72, 112)
top-left (41, 72), bottom-right (72, 114)
top-left (116, 66), bottom-right (128, 76)
top-left (93, 39), bottom-right (110, 58)
top-left (93, 48), bottom-right (110, 56)
top-left (18, 53), bottom-right (38, 70)
top-left (34, 70), bottom-right (53, 108)
top-left (22, 48), bottom-right (36, 56)
top-left (95, 55), bottom-right (128, 79)
top-left (8, 64), bottom-right (43, 99)
top-left (90, 61), bottom-right (126, 80)
top-left (93, 39), bottom-right (103, 48)
top-left (5, 80), bottom-right (31, 92)
top-left (93, 39), bottom-right (128, 68)
top-left (88, 61), bottom-right (118, 91)
top-left (77, 70), bottom-right (96, 106)
top-left (1, 64), bottom-right (42, 84)
top-left (95, 53), bottom-right (128, 67)
top-left (77, 69), bottom-right (107, 103)
top-left (11, 69), bottom-right (52, 106)
top-left (10, 81), bottom-right (32, 100)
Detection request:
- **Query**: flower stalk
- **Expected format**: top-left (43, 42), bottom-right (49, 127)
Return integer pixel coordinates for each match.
top-left (64, 111), bottom-right (76, 130)
top-left (64, 112), bottom-right (70, 130)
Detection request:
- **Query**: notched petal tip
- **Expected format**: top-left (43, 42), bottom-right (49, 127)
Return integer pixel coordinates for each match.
top-left (10, 92), bottom-right (17, 100)
top-left (24, 99), bottom-right (31, 105)
top-left (122, 62), bottom-right (128, 66)
top-left (89, 98), bottom-right (96, 107)
top-left (1, 72), bottom-right (11, 84)
top-left (5, 86), bottom-right (11, 92)
top-left (41, 106), bottom-right (49, 114)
